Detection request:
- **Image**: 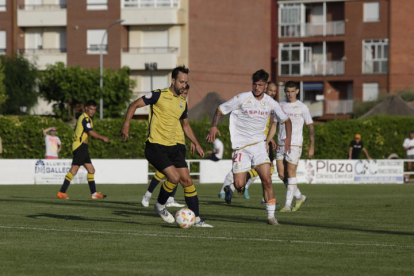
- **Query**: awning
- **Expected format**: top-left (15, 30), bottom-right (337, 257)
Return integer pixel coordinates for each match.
top-left (303, 82), bottom-right (324, 91)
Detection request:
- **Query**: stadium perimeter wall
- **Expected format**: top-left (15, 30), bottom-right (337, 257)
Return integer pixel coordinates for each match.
top-left (0, 159), bottom-right (403, 185)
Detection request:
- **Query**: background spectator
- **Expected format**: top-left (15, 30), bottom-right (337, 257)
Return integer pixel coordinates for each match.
top-left (43, 127), bottom-right (62, 159)
top-left (206, 137), bottom-right (224, 161)
top-left (349, 134), bottom-right (371, 160)
top-left (402, 131), bottom-right (414, 182)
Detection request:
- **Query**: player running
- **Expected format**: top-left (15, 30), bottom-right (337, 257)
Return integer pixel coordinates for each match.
top-left (207, 69), bottom-right (292, 225)
top-left (267, 81), bottom-right (315, 212)
top-left (121, 66), bottom-right (212, 227)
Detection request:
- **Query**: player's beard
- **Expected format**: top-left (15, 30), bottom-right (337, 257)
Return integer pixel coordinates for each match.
top-left (173, 82), bottom-right (182, 95)
top-left (253, 90), bottom-right (264, 98)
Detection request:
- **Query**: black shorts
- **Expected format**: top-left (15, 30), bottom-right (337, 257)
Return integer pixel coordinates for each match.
top-left (177, 143), bottom-right (187, 159)
top-left (145, 142), bottom-right (187, 172)
top-left (72, 143), bottom-right (92, 166)
top-left (268, 141), bottom-right (274, 162)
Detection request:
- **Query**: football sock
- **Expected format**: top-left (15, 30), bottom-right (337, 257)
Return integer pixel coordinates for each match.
top-left (184, 184), bottom-right (199, 217)
top-left (87, 173), bottom-right (96, 194)
top-left (148, 171), bottom-right (165, 193)
top-left (157, 180), bottom-right (178, 205)
top-left (266, 198), bottom-right (276, 219)
top-left (270, 166), bottom-right (275, 176)
top-left (286, 177), bottom-right (297, 207)
top-left (144, 190), bottom-right (152, 198)
top-left (245, 177), bottom-right (255, 189)
top-left (220, 171), bottom-right (233, 193)
top-left (246, 169), bottom-right (258, 182)
top-left (229, 184), bottom-right (236, 193)
top-left (170, 185), bottom-right (178, 198)
top-left (60, 172), bottom-right (73, 193)
top-left (294, 187), bottom-right (302, 199)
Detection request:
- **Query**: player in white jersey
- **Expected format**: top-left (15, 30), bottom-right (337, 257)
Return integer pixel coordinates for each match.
top-left (267, 81), bottom-right (315, 212)
top-left (207, 69), bottom-right (292, 225)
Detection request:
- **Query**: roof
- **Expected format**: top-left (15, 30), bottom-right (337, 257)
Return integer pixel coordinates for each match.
top-left (359, 95), bottom-right (414, 119)
top-left (188, 92), bottom-right (226, 121)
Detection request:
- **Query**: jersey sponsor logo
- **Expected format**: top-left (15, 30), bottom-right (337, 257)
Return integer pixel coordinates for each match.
top-left (247, 100), bottom-right (252, 104)
top-left (179, 102), bottom-right (183, 109)
top-left (243, 110), bottom-right (269, 116)
top-left (163, 97), bottom-right (172, 100)
top-left (145, 92), bottom-right (153, 99)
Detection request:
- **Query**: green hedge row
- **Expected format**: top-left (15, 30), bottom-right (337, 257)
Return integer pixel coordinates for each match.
top-left (0, 115), bottom-right (412, 159)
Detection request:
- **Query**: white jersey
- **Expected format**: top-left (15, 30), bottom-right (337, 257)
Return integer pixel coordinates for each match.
top-left (219, 91), bottom-right (288, 149)
top-left (277, 100), bottom-right (313, 147)
top-left (45, 135), bottom-right (61, 158)
top-left (403, 138), bottom-right (414, 156)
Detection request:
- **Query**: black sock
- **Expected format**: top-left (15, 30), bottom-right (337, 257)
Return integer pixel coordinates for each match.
top-left (148, 171), bottom-right (165, 193)
top-left (157, 180), bottom-right (178, 205)
top-left (60, 172), bottom-right (73, 193)
top-left (87, 173), bottom-right (96, 194)
top-left (184, 185), bottom-right (199, 217)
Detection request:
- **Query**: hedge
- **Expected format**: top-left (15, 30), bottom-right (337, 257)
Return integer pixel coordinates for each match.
top-left (0, 115), bottom-right (413, 160)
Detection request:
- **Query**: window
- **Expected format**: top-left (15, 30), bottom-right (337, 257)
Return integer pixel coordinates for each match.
top-left (363, 83), bottom-right (379, 101)
top-left (280, 4), bottom-right (302, 37)
top-left (364, 2), bottom-right (380, 22)
top-left (141, 74), bottom-right (169, 92)
top-left (0, 0), bottom-right (5, 11)
top-left (87, 0), bottom-right (107, 10)
top-left (363, 39), bottom-right (388, 74)
top-left (25, 30), bottom-right (43, 51)
top-left (279, 43), bottom-right (301, 76)
top-left (0, 31), bottom-right (6, 55)
top-left (87, 30), bottom-right (107, 54)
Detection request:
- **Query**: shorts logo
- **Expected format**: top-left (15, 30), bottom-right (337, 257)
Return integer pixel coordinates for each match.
top-left (145, 92), bottom-right (153, 99)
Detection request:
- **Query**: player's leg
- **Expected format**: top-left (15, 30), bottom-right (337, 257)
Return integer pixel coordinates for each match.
top-left (57, 164), bottom-right (80, 199)
top-left (406, 161), bottom-right (412, 183)
top-left (280, 162), bottom-right (297, 212)
top-left (244, 169), bottom-right (258, 199)
top-left (219, 170), bottom-right (234, 198)
top-left (142, 170), bottom-right (165, 207)
top-left (166, 144), bottom-right (187, 208)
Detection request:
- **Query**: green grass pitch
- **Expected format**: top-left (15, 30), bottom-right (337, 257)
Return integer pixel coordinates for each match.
top-left (0, 183), bottom-right (413, 275)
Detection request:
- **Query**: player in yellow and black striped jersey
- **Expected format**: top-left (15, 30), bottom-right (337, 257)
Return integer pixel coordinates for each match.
top-left (57, 100), bottom-right (109, 200)
top-left (141, 85), bottom-right (192, 208)
top-left (121, 66), bottom-right (213, 227)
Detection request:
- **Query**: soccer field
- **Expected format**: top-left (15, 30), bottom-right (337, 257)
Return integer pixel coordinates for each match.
top-left (1, 183), bottom-right (413, 275)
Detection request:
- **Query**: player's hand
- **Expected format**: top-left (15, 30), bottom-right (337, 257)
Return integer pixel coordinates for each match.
top-left (308, 147), bottom-right (314, 159)
top-left (103, 137), bottom-right (109, 143)
top-left (206, 127), bottom-right (221, 143)
top-left (121, 124), bottom-right (130, 142)
top-left (190, 143), bottom-right (196, 154)
top-left (271, 139), bottom-right (277, 150)
top-left (195, 144), bottom-right (205, 158)
top-left (282, 138), bottom-right (291, 154)
top-left (53, 127), bottom-right (57, 131)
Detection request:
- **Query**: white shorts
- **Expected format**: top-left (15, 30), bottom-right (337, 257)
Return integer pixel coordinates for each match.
top-left (232, 141), bottom-right (271, 174)
top-left (276, 145), bottom-right (302, 165)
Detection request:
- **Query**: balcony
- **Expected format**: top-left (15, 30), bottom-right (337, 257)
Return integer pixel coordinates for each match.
top-left (17, 4), bottom-right (66, 27)
top-left (326, 99), bottom-right (354, 115)
top-left (280, 21), bottom-right (345, 38)
top-left (19, 48), bottom-right (67, 70)
top-left (121, 47), bottom-right (178, 70)
top-left (281, 61), bottom-right (345, 76)
top-left (121, 0), bottom-right (184, 25)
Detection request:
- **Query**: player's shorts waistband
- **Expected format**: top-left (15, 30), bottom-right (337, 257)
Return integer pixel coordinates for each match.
top-left (277, 144), bottom-right (302, 148)
top-left (232, 141), bottom-right (262, 151)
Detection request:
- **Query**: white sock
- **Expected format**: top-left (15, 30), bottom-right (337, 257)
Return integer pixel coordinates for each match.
top-left (285, 178), bottom-right (297, 207)
top-left (220, 171), bottom-right (234, 193)
top-left (265, 202), bottom-right (276, 219)
top-left (155, 202), bottom-right (165, 211)
top-left (245, 176), bottom-right (256, 189)
top-left (294, 187), bottom-right (302, 199)
top-left (229, 184), bottom-right (236, 192)
top-left (92, 192), bottom-right (98, 195)
top-left (167, 197), bottom-right (174, 203)
top-left (144, 191), bottom-right (152, 198)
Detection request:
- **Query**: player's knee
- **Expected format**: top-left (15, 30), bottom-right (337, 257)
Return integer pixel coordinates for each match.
top-left (169, 174), bottom-right (180, 184)
top-left (234, 180), bottom-right (243, 189)
top-left (180, 176), bottom-right (193, 187)
top-left (70, 167), bottom-right (79, 176)
top-left (261, 177), bottom-right (272, 188)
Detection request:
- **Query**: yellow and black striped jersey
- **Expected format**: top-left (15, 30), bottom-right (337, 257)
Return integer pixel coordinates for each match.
top-left (143, 88), bottom-right (188, 146)
top-left (72, 113), bottom-right (93, 151)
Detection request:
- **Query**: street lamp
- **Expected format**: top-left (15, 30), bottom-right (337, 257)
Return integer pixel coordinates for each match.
top-left (145, 63), bottom-right (158, 91)
top-left (100, 19), bottom-right (124, 120)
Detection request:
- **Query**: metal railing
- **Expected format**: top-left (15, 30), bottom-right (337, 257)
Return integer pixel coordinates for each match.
top-left (304, 101), bottom-right (324, 118)
top-left (88, 45), bottom-right (108, 52)
top-left (280, 21), bottom-right (345, 38)
top-left (18, 48), bottom-right (67, 54)
top-left (18, 4), bottom-right (66, 10)
top-left (326, 99), bottom-right (354, 115)
top-left (122, 47), bottom-right (178, 53)
top-left (363, 60), bottom-right (388, 74)
top-left (123, 0), bottom-right (180, 8)
top-left (302, 61), bottom-right (345, 76)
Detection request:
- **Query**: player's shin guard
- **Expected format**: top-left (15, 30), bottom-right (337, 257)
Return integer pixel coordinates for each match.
top-left (184, 185), bottom-right (199, 217)
top-left (148, 171), bottom-right (165, 193)
top-left (60, 172), bottom-right (73, 193)
top-left (266, 198), bottom-right (276, 219)
top-left (157, 180), bottom-right (178, 205)
top-left (87, 173), bottom-right (96, 194)
top-left (286, 178), bottom-right (297, 207)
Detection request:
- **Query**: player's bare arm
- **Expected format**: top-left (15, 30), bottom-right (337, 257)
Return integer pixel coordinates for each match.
top-left (42, 127), bottom-right (56, 137)
top-left (121, 98), bottom-right (146, 141)
top-left (181, 118), bottom-right (205, 157)
top-left (282, 119), bottom-right (292, 154)
top-left (206, 108), bottom-right (222, 143)
top-left (308, 124), bottom-right (315, 159)
top-left (266, 121), bottom-right (277, 153)
top-left (87, 130), bottom-right (109, 143)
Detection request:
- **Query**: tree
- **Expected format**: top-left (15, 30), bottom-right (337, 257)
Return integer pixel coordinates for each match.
top-left (39, 63), bottom-right (135, 120)
top-left (0, 59), bottom-right (7, 107)
top-left (0, 55), bottom-right (38, 114)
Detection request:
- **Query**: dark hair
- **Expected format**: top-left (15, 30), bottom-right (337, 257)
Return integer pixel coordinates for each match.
top-left (252, 69), bottom-right (269, 83)
top-left (284, 81), bottom-right (299, 91)
top-left (172, 65), bottom-right (189, 79)
top-left (85, 100), bottom-right (98, 107)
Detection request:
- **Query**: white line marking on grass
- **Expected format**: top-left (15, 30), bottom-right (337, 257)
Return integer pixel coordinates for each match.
top-left (1, 225), bottom-right (413, 249)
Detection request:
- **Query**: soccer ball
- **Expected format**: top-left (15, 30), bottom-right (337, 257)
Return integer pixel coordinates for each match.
top-left (175, 208), bottom-right (195, 229)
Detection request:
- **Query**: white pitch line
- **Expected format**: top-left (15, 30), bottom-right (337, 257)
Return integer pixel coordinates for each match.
top-left (0, 225), bottom-right (413, 249)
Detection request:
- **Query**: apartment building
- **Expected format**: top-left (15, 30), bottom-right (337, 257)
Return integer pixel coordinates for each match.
top-left (0, 0), bottom-right (188, 115)
top-left (273, 0), bottom-right (414, 119)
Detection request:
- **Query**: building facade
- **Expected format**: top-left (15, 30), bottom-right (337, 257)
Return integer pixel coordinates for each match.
top-left (272, 0), bottom-right (414, 118)
top-left (0, 0), bottom-right (188, 115)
